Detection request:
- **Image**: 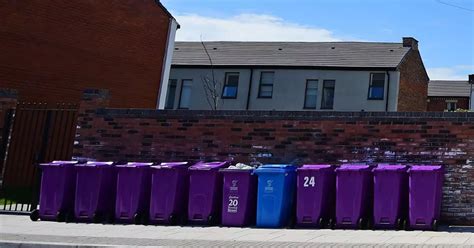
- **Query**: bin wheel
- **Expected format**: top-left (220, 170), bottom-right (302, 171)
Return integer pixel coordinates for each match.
top-left (65, 212), bottom-right (75, 223)
top-left (179, 215), bottom-right (187, 226)
top-left (133, 213), bottom-right (142, 225)
top-left (396, 218), bottom-right (402, 230)
top-left (318, 218), bottom-right (324, 228)
top-left (432, 219), bottom-right (439, 231)
top-left (56, 211), bottom-right (65, 222)
top-left (103, 213), bottom-right (114, 224)
top-left (92, 213), bottom-right (102, 223)
top-left (141, 213), bottom-right (149, 226)
top-left (169, 214), bottom-right (176, 225)
top-left (207, 215), bottom-right (214, 225)
top-left (357, 218), bottom-right (364, 230)
top-left (30, 209), bottom-right (40, 222)
top-left (327, 218), bottom-right (334, 229)
top-left (404, 219), bottom-right (410, 231)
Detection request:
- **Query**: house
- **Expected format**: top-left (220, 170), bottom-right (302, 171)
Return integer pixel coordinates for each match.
top-left (166, 37), bottom-right (429, 112)
top-left (0, 0), bottom-right (178, 108)
top-left (427, 75), bottom-right (474, 111)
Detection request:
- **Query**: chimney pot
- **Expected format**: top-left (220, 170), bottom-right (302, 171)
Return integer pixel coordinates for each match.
top-left (403, 37), bottom-right (418, 51)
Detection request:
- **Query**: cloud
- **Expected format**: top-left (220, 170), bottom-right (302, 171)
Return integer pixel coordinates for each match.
top-left (175, 13), bottom-right (341, 42)
top-left (427, 65), bottom-right (474, 80)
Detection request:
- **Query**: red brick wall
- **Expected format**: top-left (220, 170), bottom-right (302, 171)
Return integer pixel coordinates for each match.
top-left (397, 50), bottom-right (429, 111)
top-left (0, 0), bottom-right (171, 108)
top-left (427, 97), bottom-right (470, 111)
top-left (73, 102), bottom-right (474, 224)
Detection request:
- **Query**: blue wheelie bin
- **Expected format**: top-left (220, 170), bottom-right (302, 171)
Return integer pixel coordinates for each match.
top-left (254, 164), bottom-right (297, 228)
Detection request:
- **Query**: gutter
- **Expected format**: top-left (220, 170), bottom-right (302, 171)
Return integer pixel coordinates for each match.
top-left (246, 68), bottom-right (254, 110)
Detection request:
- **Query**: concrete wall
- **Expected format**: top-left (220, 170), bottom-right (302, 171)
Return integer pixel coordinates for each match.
top-left (169, 68), bottom-right (400, 111)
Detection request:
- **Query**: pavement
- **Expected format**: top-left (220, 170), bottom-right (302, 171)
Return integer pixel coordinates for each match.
top-left (0, 215), bottom-right (473, 247)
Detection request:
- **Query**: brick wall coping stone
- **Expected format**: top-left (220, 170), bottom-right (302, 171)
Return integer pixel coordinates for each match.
top-left (95, 108), bottom-right (474, 121)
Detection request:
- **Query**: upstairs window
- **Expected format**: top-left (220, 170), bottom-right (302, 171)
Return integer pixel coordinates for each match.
top-left (178, 79), bottom-right (192, 109)
top-left (222, 72), bottom-right (239, 99)
top-left (368, 73), bottom-right (385, 100)
top-left (258, 72), bottom-right (274, 98)
top-left (304, 79), bottom-right (318, 109)
top-left (321, 80), bottom-right (335, 109)
top-left (165, 79), bottom-right (177, 109)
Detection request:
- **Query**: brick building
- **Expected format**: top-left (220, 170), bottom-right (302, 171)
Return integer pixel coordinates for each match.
top-left (0, 0), bottom-right (178, 108)
top-left (427, 80), bottom-right (472, 111)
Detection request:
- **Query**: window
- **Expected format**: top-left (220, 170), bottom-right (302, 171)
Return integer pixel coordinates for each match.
top-left (368, 73), bottom-right (385, 100)
top-left (446, 101), bottom-right (457, 112)
top-left (258, 72), bottom-right (274, 98)
top-left (304, 79), bottom-right (318, 109)
top-left (165, 79), bottom-right (177, 109)
top-left (222, 72), bottom-right (239, 98)
top-left (321, 80), bottom-right (335, 109)
top-left (178, 79), bottom-right (192, 109)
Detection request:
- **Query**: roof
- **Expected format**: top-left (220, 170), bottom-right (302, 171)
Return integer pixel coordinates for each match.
top-left (172, 41), bottom-right (412, 69)
top-left (428, 80), bottom-right (472, 97)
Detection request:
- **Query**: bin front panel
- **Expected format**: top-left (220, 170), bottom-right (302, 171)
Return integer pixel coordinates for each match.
top-left (336, 167), bottom-right (372, 228)
top-left (373, 167), bottom-right (407, 228)
top-left (256, 171), bottom-right (294, 227)
top-left (221, 170), bottom-right (257, 227)
top-left (188, 169), bottom-right (222, 222)
top-left (39, 165), bottom-right (76, 220)
top-left (150, 166), bottom-right (189, 223)
top-left (296, 167), bottom-right (335, 226)
top-left (75, 167), bottom-right (101, 219)
top-left (408, 166), bottom-right (443, 230)
top-left (115, 167), bottom-right (151, 222)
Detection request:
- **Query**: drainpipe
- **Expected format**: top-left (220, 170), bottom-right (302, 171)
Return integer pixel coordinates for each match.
top-left (385, 71), bottom-right (391, 112)
top-left (246, 68), bottom-right (254, 110)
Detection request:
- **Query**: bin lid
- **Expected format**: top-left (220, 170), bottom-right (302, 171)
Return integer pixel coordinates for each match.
top-left (77, 161), bottom-right (114, 167)
top-left (298, 164), bottom-right (333, 171)
top-left (336, 164), bottom-right (371, 171)
top-left (409, 165), bottom-right (443, 172)
top-left (374, 164), bottom-right (407, 172)
top-left (189, 161), bottom-right (229, 170)
top-left (51, 161), bottom-right (79, 164)
top-left (151, 162), bottom-right (189, 169)
top-left (254, 164), bottom-right (296, 174)
top-left (40, 161), bottom-right (79, 167)
top-left (116, 162), bottom-right (153, 168)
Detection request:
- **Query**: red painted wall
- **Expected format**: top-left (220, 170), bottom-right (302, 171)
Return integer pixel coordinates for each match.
top-left (0, 0), bottom-right (171, 108)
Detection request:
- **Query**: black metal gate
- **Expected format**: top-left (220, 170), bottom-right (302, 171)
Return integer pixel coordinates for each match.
top-left (0, 102), bottom-right (78, 213)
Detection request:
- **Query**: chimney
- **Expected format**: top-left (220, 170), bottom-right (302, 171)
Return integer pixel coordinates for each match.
top-left (403, 37), bottom-right (418, 51)
top-left (469, 74), bottom-right (474, 84)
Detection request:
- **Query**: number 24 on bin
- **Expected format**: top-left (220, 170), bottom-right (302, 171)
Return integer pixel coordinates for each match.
top-left (303, 176), bottom-right (315, 187)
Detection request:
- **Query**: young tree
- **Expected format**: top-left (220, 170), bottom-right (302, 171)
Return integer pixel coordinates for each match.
top-left (200, 40), bottom-right (222, 110)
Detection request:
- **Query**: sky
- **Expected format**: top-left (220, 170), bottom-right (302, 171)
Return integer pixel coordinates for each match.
top-left (161, 0), bottom-right (473, 80)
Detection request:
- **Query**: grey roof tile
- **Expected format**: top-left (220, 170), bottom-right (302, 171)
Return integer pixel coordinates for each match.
top-left (428, 80), bottom-right (472, 97)
top-left (172, 41), bottom-right (411, 68)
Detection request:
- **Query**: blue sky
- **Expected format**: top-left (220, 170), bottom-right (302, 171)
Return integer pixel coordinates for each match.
top-left (162, 0), bottom-right (473, 80)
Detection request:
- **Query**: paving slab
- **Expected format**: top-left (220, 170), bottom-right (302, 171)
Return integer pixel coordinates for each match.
top-left (1, 215), bottom-right (473, 247)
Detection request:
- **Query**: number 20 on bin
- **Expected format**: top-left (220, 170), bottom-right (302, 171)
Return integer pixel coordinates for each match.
top-left (303, 176), bottom-right (315, 187)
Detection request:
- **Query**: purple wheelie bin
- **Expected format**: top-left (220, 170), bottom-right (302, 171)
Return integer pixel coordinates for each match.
top-left (149, 162), bottom-right (190, 225)
top-left (220, 168), bottom-right (257, 227)
top-left (74, 162), bottom-right (117, 223)
top-left (30, 161), bottom-right (79, 222)
top-left (296, 164), bottom-right (336, 228)
top-left (188, 161), bottom-right (229, 225)
top-left (115, 162), bottom-right (152, 224)
top-left (335, 164), bottom-right (373, 229)
top-left (408, 165), bottom-right (444, 231)
top-left (373, 164), bottom-right (408, 230)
